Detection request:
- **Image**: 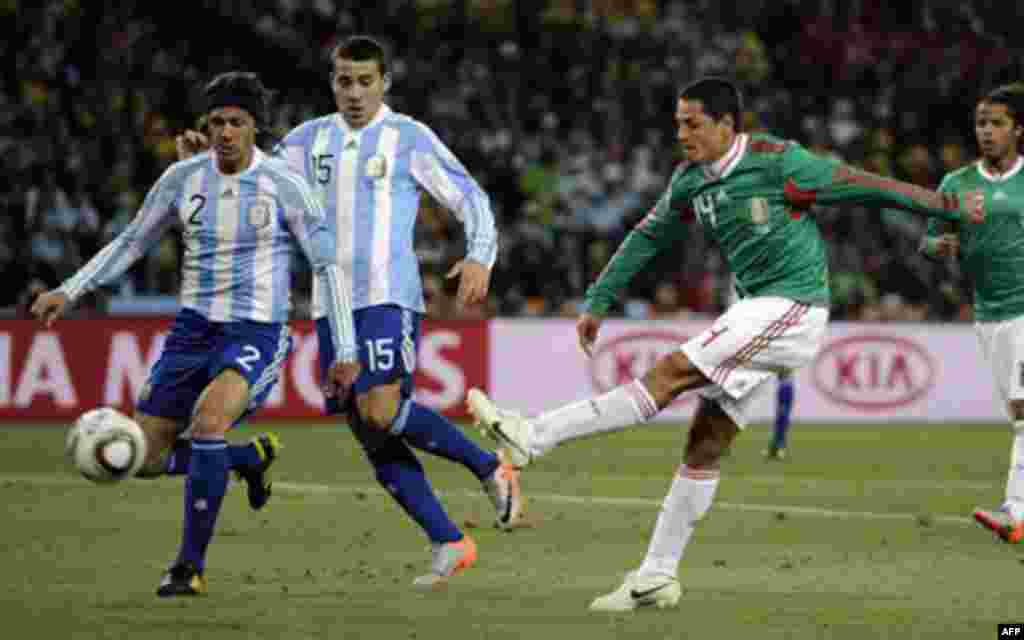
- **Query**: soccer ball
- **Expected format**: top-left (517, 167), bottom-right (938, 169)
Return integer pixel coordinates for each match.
top-left (66, 407), bottom-right (147, 483)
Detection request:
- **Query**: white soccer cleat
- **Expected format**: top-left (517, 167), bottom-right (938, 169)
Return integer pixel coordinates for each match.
top-left (466, 388), bottom-right (534, 468)
top-left (482, 457), bottom-right (523, 530)
top-left (588, 571), bottom-right (682, 612)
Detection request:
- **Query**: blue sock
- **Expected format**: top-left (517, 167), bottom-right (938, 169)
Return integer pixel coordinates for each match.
top-left (369, 436), bottom-right (462, 545)
top-left (165, 440), bottom-right (260, 476)
top-left (393, 400), bottom-right (500, 482)
top-left (175, 439), bottom-right (230, 572)
top-left (772, 377), bottom-right (795, 449)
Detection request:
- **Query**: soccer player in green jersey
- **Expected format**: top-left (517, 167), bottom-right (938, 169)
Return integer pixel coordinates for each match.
top-left (468, 77), bottom-right (985, 611)
top-left (921, 83), bottom-right (1024, 545)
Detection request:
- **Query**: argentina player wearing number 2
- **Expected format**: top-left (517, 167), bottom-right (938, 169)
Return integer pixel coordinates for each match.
top-left (31, 72), bottom-right (360, 597)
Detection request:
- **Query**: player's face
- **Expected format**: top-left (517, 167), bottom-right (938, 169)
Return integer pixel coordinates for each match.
top-left (675, 98), bottom-right (735, 164)
top-left (975, 101), bottom-right (1021, 166)
top-left (332, 57), bottom-right (388, 129)
top-left (208, 106), bottom-right (257, 173)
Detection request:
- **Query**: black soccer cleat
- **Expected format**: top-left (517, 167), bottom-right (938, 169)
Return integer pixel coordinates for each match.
top-left (156, 562), bottom-right (207, 597)
top-left (235, 433), bottom-right (281, 511)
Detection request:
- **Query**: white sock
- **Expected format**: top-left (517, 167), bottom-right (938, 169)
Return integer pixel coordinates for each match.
top-left (1004, 421), bottom-right (1024, 522)
top-left (637, 465), bottom-right (720, 580)
top-left (531, 380), bottom-right (659, 456)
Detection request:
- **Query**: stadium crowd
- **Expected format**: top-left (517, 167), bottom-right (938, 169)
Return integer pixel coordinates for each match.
top-left (4, 0), bottom-right (1022, 321)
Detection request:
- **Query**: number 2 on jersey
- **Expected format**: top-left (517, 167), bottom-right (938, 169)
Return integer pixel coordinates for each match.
top-left (187, 194), bottom-right (206, 226)
top-left (235, 345), bottom-right (261, 372)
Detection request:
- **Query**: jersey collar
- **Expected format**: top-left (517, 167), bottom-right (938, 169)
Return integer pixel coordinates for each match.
top-left (703, 133), bottom-right (748, 181)
top-left (334, 104), bottom-right (392, 148)
top-left (211, 148), bottom-right (265, 177)
top-left (977, 156), bottom-right (1024, 182)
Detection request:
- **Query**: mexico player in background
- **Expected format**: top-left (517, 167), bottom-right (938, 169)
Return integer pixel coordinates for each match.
top-left (179, 36), bottom-right (520, 588)
top-left (32, 72), bottom-right (360, 597)
top-left (469, 77), bottom-right (985, 611)
top-left (921, 83), bottom-right (1024, 545)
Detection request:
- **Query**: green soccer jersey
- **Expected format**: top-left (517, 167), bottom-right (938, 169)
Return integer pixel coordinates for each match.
top-left (924, 158), bottom-right (1024, 322)
top-left (584, 132), bottom-right (966, 315)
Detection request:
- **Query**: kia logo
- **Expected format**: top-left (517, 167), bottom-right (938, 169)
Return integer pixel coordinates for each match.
top-left (590, 331), bottom-right (693, 403)
top-left (812, 335), bottom-right (936, 410)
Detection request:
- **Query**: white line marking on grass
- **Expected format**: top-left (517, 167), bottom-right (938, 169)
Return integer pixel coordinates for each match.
top-left (0, 474), bottom-right (971, 526)
top-left (273, 482), bottom-right (973, 525)
top-left (741, 474), bottom-right (994, 492)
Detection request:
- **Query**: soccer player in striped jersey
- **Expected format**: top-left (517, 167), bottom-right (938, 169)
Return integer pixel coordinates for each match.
top-left (180, 36), bottom-right (520, 587)
top-left (468, 77), bottom-right (985, 611)
top-left (284, 36), bottom-right (521, 588)
top-left (32, 72), bottom-right (360, 596)
top-left (921, 83), bottom-right (1024, 545)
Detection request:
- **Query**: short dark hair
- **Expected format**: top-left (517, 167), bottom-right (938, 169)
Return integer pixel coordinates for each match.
top-left (330, 35), bottom-right (390, 75)
top-left (679, 78), bottom-right (744, 132)
top-left (202, 71), bottom-right (271, 128)
top-left (980, 83), bottom-right (1024, 127)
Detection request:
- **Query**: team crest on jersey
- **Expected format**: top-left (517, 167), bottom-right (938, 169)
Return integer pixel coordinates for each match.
top-left (248, 197), bottom-right (274, 229)
top-left (750, 197), bottom-right (770, 233)
top-left (366, 155), bottom-right (388, 178)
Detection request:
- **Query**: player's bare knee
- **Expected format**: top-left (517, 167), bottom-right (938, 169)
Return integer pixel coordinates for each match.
top-left (190, 409), bottom-right (231, 438)
top-left (684, 435), bottom-right (728, 467)
top-left (1010, 400), bottom-right (1024, 425)
top-left (358, 397), bottom-right (400, 432)
top-left (133, 414), bottom-right (178, 465)
top-left (684, 400), bottom-right (737, 467)
top-left (644, 352), bottom-right (702, 406)
top-left (356, 387), bottom-right (403, 432)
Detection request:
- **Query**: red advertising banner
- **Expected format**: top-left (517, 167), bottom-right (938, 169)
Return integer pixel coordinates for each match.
top-left (0, 318), bottom-right (488, 421)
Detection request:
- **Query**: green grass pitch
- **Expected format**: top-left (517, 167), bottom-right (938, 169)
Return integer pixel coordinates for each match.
top-left (1, 420), bottom-right (1021, 639)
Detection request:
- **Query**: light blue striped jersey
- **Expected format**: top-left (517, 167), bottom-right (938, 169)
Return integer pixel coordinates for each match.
top-left (59, 149), bottom-right (357, 360)
top-left (275, 105), bottom-right (498, 318)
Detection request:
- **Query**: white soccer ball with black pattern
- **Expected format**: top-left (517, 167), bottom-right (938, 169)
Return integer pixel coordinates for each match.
top-left (66, 407), bottom-right (147, 483)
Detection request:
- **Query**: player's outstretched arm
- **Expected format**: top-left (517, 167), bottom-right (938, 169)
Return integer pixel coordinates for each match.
top-left (51, 169), bottom-right (180, 316)
top-left (782, 143), bottom-right (985, 224)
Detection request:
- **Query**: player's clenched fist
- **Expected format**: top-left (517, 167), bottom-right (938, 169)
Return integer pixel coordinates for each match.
top-left (175, 129), bottom-right (209, 161)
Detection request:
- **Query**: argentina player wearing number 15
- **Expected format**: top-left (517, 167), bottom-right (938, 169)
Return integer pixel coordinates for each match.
top-left (274, 35), bottom-right (521, 587)
top-left (31, 72), bottom-right (360, 597)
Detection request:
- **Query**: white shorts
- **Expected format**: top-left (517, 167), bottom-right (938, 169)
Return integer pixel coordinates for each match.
top-left (975, 315), bottom-right (1024, 411)
top-left (681, 296), bottom-right (829, 428)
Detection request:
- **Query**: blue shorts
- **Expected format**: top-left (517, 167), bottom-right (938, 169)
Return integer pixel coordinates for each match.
top-left (137, 308), bottom-right (292, 430)
top-left (316, 305), bottom-right (420, 415)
